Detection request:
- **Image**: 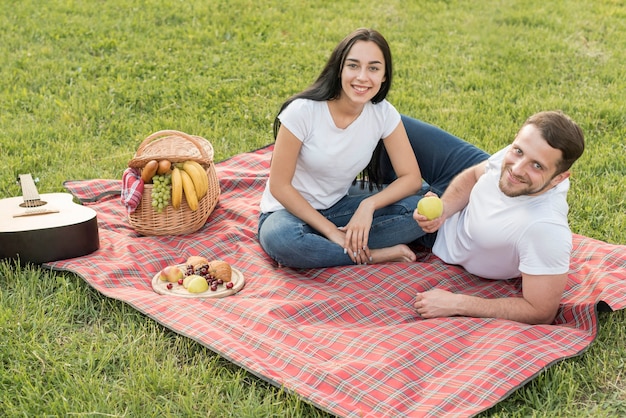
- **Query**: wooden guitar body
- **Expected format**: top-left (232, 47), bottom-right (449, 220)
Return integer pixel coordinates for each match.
top-left (0, 176), bottom-right (100, 264)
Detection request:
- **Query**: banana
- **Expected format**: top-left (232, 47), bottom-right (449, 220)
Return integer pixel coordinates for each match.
top-left (182, 160), bottom-right (208, 199)
top-left (179, 169), bottom-right (199, 211)
top-left (188, 161), bottom-right (209, 197)
top-left (171, 166), bottom-right (183, 209)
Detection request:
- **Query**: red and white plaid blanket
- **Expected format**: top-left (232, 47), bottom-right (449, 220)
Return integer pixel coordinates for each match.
top-left (45, 145), bottom-right (626, 417)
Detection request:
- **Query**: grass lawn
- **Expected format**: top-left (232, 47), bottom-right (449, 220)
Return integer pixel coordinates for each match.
top-left (1, 0), bottom-right (624, 416)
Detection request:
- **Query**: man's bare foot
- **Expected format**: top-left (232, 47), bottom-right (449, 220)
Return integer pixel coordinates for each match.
top-left (369, 244), bottom-right (416, 264)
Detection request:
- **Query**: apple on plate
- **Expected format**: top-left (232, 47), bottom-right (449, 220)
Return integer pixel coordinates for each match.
top-left (159, 265), bottom-right (184, 283)
top-left (186, 275), bottom-right (209, 293)
top-left (182, 274), bottom-right (203, 289)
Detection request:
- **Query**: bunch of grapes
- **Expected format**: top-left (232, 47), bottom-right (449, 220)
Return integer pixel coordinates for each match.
top-left (151, 174), bottom-right (172, 212)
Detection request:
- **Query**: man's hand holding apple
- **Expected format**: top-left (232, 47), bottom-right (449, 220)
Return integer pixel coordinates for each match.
top-left (413, 192), bottom-right (445, 233)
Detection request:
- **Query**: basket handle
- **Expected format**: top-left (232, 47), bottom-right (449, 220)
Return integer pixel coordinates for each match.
top-left (135, 130), bottom-right (212, 160)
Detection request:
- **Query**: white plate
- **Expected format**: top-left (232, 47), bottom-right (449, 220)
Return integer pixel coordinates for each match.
top-left (152, 265), bottom-right (245, 298)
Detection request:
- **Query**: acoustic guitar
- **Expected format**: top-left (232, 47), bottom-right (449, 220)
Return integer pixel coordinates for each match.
top-left (0, 174), bottom-right (100, 264)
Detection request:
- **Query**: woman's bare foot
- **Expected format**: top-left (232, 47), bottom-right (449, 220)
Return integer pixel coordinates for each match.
top-left (369, 244), bottom-right (416, 264)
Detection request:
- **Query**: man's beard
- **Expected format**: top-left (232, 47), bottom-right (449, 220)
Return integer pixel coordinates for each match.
top-left (498, 166), bottom-right (554, 197)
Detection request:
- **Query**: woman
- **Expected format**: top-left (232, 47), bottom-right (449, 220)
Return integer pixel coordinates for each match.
top-left (258, 28), bottom-right (425, 268)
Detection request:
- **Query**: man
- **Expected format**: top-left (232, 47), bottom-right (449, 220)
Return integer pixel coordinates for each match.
top-left (411, 111), bottom-right (585, 324)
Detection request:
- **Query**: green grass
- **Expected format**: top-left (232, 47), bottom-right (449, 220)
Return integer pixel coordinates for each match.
top-left (1, 0), bottom-right (625, 416)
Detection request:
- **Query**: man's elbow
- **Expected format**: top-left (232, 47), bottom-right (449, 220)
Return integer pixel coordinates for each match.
top-left (528, 306), bottom-right (559, 325)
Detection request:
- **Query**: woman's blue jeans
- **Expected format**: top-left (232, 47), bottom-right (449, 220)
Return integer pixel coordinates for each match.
top-left (257, 115), bottom-right (489, 268)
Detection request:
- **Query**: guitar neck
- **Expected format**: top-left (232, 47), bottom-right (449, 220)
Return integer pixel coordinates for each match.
top-left (18, 174), bottom-right (43, 207)
top-left (13, 173), bottom-right (60, 216)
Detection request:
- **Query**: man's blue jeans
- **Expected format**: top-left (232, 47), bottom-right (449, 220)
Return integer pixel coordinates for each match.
top-left (257, 115), bottom-right (489, 268)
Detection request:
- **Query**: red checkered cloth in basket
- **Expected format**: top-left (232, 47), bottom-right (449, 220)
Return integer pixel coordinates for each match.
top-left (47, 145), bottom-right (626, 418)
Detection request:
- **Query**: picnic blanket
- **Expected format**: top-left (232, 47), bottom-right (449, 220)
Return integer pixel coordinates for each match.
top-left (44, 144), bottom-right (626, 418)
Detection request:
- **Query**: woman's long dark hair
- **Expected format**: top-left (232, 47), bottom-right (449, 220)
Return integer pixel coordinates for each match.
top-left (273, 28), bottom-right (393, 190)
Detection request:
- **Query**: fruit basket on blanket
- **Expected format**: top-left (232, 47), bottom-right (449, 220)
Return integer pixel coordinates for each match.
top-left (127, 130), bottom-right (220, 236)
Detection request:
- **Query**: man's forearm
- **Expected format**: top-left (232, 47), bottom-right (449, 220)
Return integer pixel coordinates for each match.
top-left (455, 294), bottom-right (557, 325)
top-left (414, 287), bottom-right (560, 325)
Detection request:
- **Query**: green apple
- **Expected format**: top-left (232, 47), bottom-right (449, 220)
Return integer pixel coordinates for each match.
top-left (183, 274), bottom-right (202, 289)
top-left (187, 275), bottom-right (209, 293)
top-left (417, 196), bottom-right (443, 220)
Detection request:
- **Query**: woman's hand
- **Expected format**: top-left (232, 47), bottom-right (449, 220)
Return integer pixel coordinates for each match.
top-left (339, 201), bottom-right (374, 264)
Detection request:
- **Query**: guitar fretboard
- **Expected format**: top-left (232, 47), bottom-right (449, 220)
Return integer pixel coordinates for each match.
top-left (18, 174), bottom-right (45, 208)
top-left (12, 173), bottom-right (59, 217)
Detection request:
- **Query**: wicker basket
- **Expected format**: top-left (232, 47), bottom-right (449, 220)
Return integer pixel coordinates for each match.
top-left (128, 129), bottom-right (215, 168)
top-left (127, 130), bottom-right (220, 236)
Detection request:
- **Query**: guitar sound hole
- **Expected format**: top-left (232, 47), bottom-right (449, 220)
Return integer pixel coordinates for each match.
top-left (20, 200), bottom-right (47, 208)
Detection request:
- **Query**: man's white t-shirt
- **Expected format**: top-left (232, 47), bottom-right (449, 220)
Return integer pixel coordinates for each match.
top-left (260, 98), bottom-right (401, 213)
top-left (432, 146), bottom-right (572, 280)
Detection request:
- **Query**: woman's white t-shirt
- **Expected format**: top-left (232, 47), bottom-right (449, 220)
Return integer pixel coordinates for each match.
top-left (260, 98), bottom-right (401, 213)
